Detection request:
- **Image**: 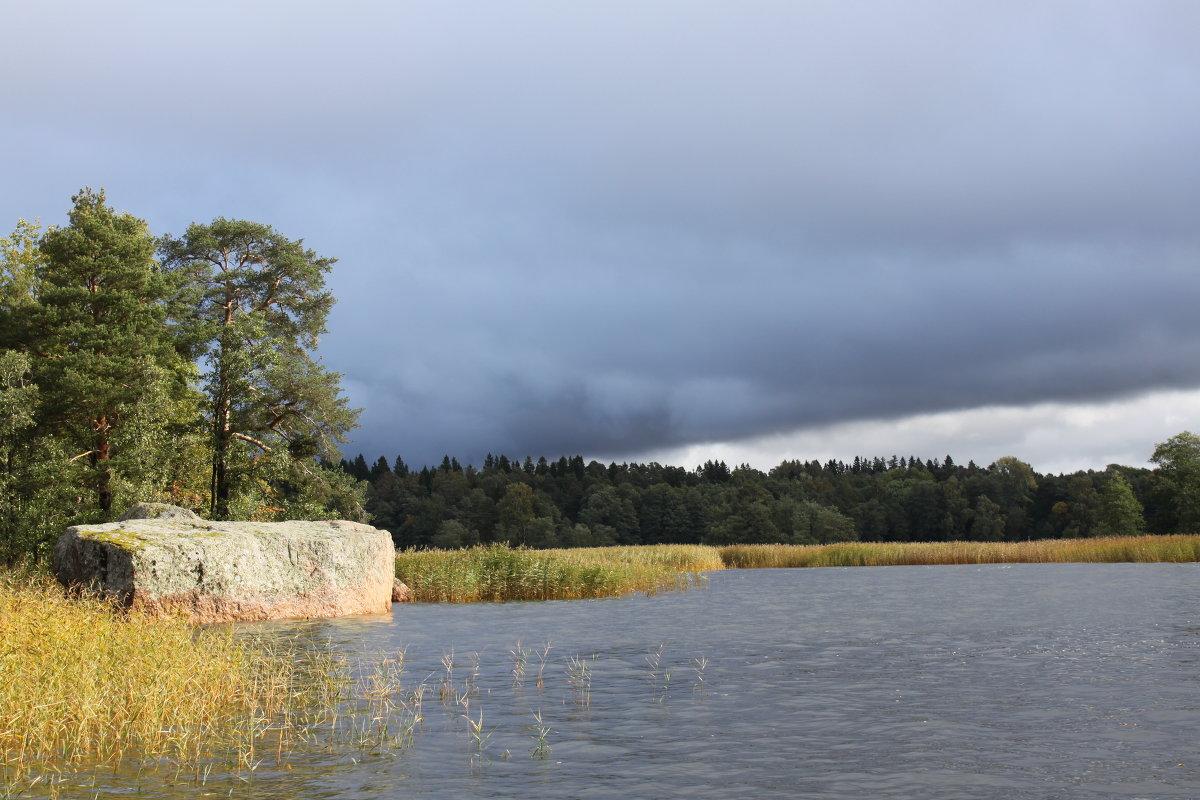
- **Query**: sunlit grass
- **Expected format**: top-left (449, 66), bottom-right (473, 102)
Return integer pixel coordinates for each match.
top-left (0, 569), bottom-right (339, 791)
top-left (395, 536), bottom-right (1200, 602)
top-left (548, 543), bottom-right (724, 572)
top-left (393, 543), bottom-right (718, 602)
top-left (716, 535), bottom-right (1200, 568)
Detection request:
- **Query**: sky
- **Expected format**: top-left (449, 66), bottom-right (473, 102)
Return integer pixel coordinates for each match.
top-left (4, 1), bottom-right (1200, 475)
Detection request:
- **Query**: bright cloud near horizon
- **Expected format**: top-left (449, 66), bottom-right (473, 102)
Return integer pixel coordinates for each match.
top-left (4, 1), bottom-right (1200, 475)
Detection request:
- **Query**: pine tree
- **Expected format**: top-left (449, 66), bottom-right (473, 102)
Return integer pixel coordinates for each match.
top-left (160, 219), bottom-right (360, 519)
top-left (35, 190), bottom-right (196, 515)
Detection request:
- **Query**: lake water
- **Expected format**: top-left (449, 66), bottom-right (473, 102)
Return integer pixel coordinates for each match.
top-left (38, 564), bottom-right (1200, 798)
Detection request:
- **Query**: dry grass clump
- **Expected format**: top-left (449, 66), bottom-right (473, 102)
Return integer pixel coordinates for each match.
top-left (394, 544), bottom-right (718, 602)
top-left (717, 535), bottom-right (1200, 569)
top-left (0, 569), bottom-right (305, 779)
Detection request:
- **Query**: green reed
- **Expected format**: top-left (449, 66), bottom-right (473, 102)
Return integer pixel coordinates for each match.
top-left (394, 543), bottom-right (714, 602)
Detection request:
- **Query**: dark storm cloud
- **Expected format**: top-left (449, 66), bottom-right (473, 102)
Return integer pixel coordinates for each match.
top-left (4, 1), bottom-right (1200, 467)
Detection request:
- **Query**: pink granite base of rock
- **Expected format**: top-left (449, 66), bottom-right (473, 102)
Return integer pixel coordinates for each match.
top-left (129, 585), bottom-right (395, 624)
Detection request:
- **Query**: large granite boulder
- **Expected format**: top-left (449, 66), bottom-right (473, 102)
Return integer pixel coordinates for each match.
top-left (53, 505), bottom-right (396, 623)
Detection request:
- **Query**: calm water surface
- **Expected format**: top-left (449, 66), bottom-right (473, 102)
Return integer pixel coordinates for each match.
top-left (62, 564), bottom-right (1200, 798)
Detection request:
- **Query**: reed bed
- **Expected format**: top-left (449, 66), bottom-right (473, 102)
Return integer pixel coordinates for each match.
top-left (717, 535), bottom-right (1200, 569)
top-left (394, 543), bottom-right (718, 602)
top-left (397, 535), bottom-right (1200, 601)
top-left (546, 543), bottom-right (725, 573)
top-left (0, 570), bottom-right (329, 787)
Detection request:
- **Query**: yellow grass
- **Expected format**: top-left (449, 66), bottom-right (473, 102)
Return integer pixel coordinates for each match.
top-left (547, 543), bottom-right (725, 572)
top-left (716, 535), bottom-right (1200, 568)
top-left (0, 570), bottom-right (312, 782)
top-left (396, 536), bottom-right (1200, 601)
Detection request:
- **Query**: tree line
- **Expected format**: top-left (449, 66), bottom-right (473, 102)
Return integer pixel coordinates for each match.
top-left (0, 190), bottom-right (363, 563)
top-left (343, 437), bottom-right (1200, 550)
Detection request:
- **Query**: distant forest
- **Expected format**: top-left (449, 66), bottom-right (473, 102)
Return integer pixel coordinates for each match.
top-left (335, 447), bottom-right (1192, 550)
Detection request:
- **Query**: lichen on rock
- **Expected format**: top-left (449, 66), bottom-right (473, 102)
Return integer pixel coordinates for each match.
top-left (53, 504), bottom-right (396, 623)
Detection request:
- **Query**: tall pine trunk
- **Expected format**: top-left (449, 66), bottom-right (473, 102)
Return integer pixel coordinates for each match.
top-left (211, 375), bottom-right (232, 520)
top-left (94, 435), bottom-right (112, 514)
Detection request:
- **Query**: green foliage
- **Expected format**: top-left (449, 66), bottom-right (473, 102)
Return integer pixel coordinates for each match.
top-left (702, 501), bottom-right (778, 545)
top-left (578, 485), bottom-right (639, 544)
top-left (0, 352), bottom-right (77, 563)
top-left (785, 499), bottom-right (858, 544)
top-left (0, 219), bottom-right (42, 350)
top-left (1096, 472), bottom-right (1146, 537)
top-left (0, 352), bottom-right (36, 446)
top-left (989, 456), bottom-right (1038, 539)
top-left (160, 218), bottom-right (360, 519)
top-left (496, 482), bottom-right (537, 544)
top-left (1150, 431), bottom-right (1200, 533)
top-left (202, 444), bottom-right (363, 523)
top-left (433, 519), bottom-right (478, 549)
top-left (32, 190), bottom-right (198, 516)
top-left (968, 495), bottom-right (1005, 541)
top-left (1059, 475), bottom-right (1100, 538)
top-left (0, 193), bottom-right (365, 559)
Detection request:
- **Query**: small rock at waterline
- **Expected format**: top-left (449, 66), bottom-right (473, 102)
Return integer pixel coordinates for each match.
top-left (392, 579), bottom-right (413, 603)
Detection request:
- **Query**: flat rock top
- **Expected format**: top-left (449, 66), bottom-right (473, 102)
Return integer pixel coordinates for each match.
top-left (72, 518), bottom-right (383, 550)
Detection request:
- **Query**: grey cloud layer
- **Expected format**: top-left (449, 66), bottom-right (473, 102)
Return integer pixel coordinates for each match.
top-left (4, 1), bottom-right (1198, 466)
